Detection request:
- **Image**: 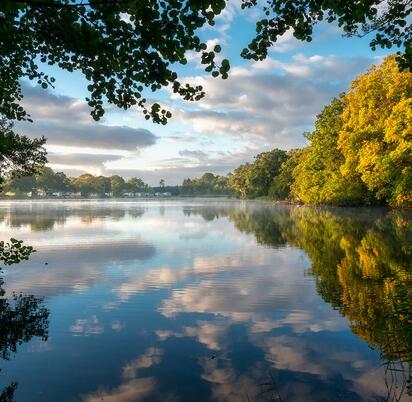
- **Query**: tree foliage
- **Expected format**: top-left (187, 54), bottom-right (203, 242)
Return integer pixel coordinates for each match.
top-left (2, 167), bottom-right (232, 197)
top-left (268, 148), bottom-right (302, 200)
top-left (0, 239), bottom-right (35, 267)
top-left (0, 118), bottom-right (47, 189)
top-left (234, 56), bottom-right (411, 207)
top-left (35, 167), bottom-right (71, 193)
top-left (0, 0), bottom-right (230, 123)
top-left (229, 149), bottom-right (287, 198)
top-left (1, 0), bottom-right (410, 124)
top-left (241, 0), bottom-right (411, 70)
top-left (338, 56), bottom-right (412, 207)
top-left (181, 173), bottom-right (231, 196)
top-left (3, 166), bottom-right (70, 194)
top-left (291, 97), bottom-right (372, 205)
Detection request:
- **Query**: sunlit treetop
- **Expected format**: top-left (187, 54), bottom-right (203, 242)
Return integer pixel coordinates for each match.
top-left (0, 0), bottom-right (410, 124)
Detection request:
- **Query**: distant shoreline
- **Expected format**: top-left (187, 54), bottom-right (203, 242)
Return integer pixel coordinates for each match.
top-left (0, 194), bottom-right (233, 201)
top-left (0, 196), bottom-right (410, 210)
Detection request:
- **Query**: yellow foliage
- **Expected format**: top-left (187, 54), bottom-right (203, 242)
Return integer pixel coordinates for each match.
top-left (338, 56), bottom-right (412, 206)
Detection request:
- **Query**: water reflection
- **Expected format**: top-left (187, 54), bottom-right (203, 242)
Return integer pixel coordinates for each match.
top-left (0, 278), bottom-right (49, 401)
top-left (191, 204), bottom-right (412, 401)
top-left (0, 203), bottom-right (146, 232)
top-left (0, 200), bottom-right (410, 401)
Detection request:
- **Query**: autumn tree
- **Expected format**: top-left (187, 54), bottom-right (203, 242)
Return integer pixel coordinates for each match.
top-left (263, 55), bottom-right (411, 207)
top-left (338, 56), bottom-right (412, 207)
top-left (291, 98), bottom-right (372, 205)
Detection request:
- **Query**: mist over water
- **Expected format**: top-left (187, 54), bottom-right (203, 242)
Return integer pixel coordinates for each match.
top-left (0, 199), bottom-right (411, 402)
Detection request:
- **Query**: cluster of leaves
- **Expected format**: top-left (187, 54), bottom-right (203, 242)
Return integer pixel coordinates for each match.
top-left (230, 56), bottom-right (412, 207)
top-left (0, 0), bottom-right (231, 123)
top-left (228, 149), bottom-right (288, 198)
top-left (0, 239), bottom-right (35, 267)
top-left (0, 118), bottom-right (47, 189)
top-left (241, 0), bottom-right (411, 70)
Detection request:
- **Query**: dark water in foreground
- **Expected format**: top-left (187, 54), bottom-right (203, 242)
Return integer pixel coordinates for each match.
top-left (0, 199), bottom-right (411, 402)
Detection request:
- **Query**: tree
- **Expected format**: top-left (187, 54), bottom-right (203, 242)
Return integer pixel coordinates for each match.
top-left (54, 171), bottom-right (71, 192)
top-left (92, 175), bottom-right (110, 195)
top-left (269, 148), bottom-right (302, 200)
top-left (35, 166), bottom-right (70, 193)
top-left (70, 173), bottom-right (96, 196)
top-left (249, 149), bottom-right (288, 197)
top-left (3, 175), bottom-right (36, 194)
top-left (338, 56), bottom-right (412, 207)
top-left (229, 163), bottom-right (252, 199)
top-left (126, 177), bottom-right (146, 193)
top-left (291, 98), bottom-right (371, 205)
top-left (159, 179), bottom-right (165, 188)
top-left (0, 118), bottom-right (46, 188)
top-left (0, 283), bottom-right (49, 401)
top-left (1, 0), bottom-right (410, 124)
top-left (181, 173), bottom-right (231, 196)
top-left (0, 239), bottom-right (35, 266)
top-left (229, 149), bottom-right (287, 198)
top-left (109, 175), bottom-right (125, 196)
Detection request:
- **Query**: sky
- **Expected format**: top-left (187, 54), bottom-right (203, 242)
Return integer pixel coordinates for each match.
top-left (15, 1), bottom-right (392, 185)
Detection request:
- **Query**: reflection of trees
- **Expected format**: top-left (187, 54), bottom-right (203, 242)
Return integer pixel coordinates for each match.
top-left (182, 205), bottom-right (229, 221)
top-left (0, 244), bottom-right (50, 402)
top-left (228, 207), bottom-right (290, 248)
top-left (218, 205), bottom-right (412, 401)
top-left (0, 205), bottom-right (142, 232)
top-left (0, 279), bottom-right (49, 401)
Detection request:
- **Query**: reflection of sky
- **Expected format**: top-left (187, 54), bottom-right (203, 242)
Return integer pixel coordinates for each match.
top-left (0, 200), bottom-right (403, 402)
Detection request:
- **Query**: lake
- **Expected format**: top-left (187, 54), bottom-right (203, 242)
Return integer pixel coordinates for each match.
top-left (0, 199), bottom-right (411, 402)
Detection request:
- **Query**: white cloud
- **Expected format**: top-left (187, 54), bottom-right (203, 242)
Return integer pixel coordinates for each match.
top-left (70, 315), bottom-right (103, 335)
top-left (16, 83), bottom-right (157, 155)
top-left (168, 54), bottom-right (373, 154)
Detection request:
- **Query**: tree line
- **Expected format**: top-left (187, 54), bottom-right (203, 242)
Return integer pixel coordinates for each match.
top-left (228, 56), bottom-right (412, 207)
top-left (2, 167), bottom-right (149, 197)
top-left (1, 167), bottom-right (233, 197)
top-left (1, 55), bottom-right (410, 205)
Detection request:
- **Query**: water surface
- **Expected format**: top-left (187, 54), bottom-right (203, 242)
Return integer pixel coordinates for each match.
top-left (0, 199), bottom-right (411, 402)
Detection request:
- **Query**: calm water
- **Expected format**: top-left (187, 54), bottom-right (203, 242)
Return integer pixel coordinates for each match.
top-left (0, 199), bottom-right (411, 402)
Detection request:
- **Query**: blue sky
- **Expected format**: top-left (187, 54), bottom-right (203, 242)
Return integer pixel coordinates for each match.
top-left (16, 1), bottom-right (391, 185)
